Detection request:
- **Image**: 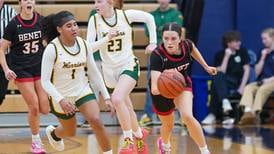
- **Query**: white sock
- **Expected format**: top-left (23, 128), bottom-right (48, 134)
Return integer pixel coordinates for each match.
top-left (32, 134), bottom-right (41, 142)
top-left (133, 127), bottom-right (143, 139)
top-left (222, 98), bottom-right (232, 112)
top-left (244, 107), bottom-right (252, 112)
top-left (123, 129), bottom-right (133, 141)
top-left (103, 150), bottom-right (113, 154)
top-left (200, 145), bottom-right (210, 154)
top-left (162, 142), bottom-right (171, 151)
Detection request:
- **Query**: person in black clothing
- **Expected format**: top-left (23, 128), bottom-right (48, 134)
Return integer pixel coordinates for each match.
top-left (202, 31), bottom-right (250, 125)
top-left (0, 0), bottom-right (17, 105)
top-left (0, 0), bottom-right (49, 153)
top-left (150, 22), bottom-right (216, 154)
top-left (177, 0), bottom-right (204, 44)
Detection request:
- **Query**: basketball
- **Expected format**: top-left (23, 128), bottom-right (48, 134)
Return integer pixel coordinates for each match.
top-left (157, 70), bottom-right (186, 99)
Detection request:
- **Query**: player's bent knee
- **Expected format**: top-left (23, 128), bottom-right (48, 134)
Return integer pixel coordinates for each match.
top-left (88, 117), bottom-right (104, 129)
top-left (40, 108), bottom-right (50, 115)
top-left (111, 95), bottom-right (124, 108)
top-left (181, 114), bottom-right (195, 124)
top-left (28, 105), bottom-right (39, 116)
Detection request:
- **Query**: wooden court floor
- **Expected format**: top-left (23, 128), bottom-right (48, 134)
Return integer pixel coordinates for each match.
top-left (0, 125), bottom-right (273, 154)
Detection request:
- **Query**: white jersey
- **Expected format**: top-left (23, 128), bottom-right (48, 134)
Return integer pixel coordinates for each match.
top-left (93, 9), bottom-right (134, 67)
top-left (50, 36), bottom-right (89, 97)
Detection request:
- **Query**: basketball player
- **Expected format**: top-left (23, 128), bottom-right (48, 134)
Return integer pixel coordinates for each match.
top-left (87, 0), bottom-right (157, 153)
top-left (81, 0), bottom-right (124, 128)
top-left (0, 0), bottom-right (49, 153)
top-left (40, 11), bottom-right (117, 153)
top-left (150, 23), bottom-right (217, 154)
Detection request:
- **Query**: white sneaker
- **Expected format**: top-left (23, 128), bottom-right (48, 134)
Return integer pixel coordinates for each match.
top-left (223, 135), bottom-right (232, 150)
top-left (201, 114), bottom-right (216, 125)
top-left (222, 99), bottom-right (232, 112)
top-left (222, 118), bottom-right (235, 125)
top-left (202, 125), bottom-right (216, 134)
top-left (46, 125), bottom-right (65, 151)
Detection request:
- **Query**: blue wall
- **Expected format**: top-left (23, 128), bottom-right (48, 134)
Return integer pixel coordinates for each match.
top-left (192, 0), bottom-right (274, 75)
top-left (237, 1), bottom-right (274, 53)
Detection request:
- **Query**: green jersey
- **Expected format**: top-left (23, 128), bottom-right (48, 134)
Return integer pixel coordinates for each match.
top-left (145, 7), bottom-right (183, 44)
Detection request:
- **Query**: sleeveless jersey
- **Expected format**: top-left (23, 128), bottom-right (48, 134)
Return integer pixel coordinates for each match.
top-left (50, 37), bottom-right (89, 97)
top-left (93, 9), bottom-right (134, 67)
top-left (3, 12), bottom-right (44, 70)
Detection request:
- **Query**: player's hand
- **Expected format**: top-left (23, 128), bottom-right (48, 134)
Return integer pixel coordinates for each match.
top-left (105, 99), bottom-right (116, 118)
top-left (4, 68), bottom-right (17, 80)
top-left (107, 29), bottom-right (119, 40)
top-left (164, 68), bottom-right (179, 73)
top-left (205, 66), bottom-right (217, 75)
top-left (59, 99), bottom-right (77, 116)
top-left (145, 43), bottom-right (157, 54)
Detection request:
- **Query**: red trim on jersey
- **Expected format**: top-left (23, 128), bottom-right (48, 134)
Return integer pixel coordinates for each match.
top-left (183, 87), bottom-right (192, 92)
top-left (17, 13), bottom-right (38, 28)
top-left (159, 42), bottom-right (186, 62)
top-left (152, 104), bottom-right (175, 116)
top-left (15, 76), bottom-right (40, 82)
top-left (183, 76), bottom-right (193, 91)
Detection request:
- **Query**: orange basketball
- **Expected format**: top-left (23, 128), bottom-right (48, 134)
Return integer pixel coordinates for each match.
top-left (157, 70), bottom-right (186, 99)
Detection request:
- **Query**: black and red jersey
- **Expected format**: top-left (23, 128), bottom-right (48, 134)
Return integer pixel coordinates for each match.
top-left (150, 39), bottom-right (193, 77)
top-left (3, 12), bottom-right (44, 70)
top-left (149, 39), bottom-right (194, 109)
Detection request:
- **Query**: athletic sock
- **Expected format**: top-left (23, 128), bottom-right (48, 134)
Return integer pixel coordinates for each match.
top-left (123, 129), bottom-right (133, 141)
top-left (133, 127), bottom-right (143, 139)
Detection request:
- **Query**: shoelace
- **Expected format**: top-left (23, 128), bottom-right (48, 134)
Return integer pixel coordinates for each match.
top-left (32, 142), bottom-right (44, 149)
top-left (136, 139), bottom-right (145, 151)
top-left (122, 138), bottom-right (134, 148)
top-left (163, 147), bottom-right (171, 154)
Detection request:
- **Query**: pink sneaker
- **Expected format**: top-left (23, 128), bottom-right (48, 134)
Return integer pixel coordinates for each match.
top-left (157, 137), bottom-right (171, 154)
top-left (119, 138), bottom-right (136, 154)
top-left (31, 141), bottom-right (46, 154)
top-left (135, 128), bottom-right (149, 154)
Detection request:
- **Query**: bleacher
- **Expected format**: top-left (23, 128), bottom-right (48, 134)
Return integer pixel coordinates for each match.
top-left (1, 0), bottom-right (178, 113)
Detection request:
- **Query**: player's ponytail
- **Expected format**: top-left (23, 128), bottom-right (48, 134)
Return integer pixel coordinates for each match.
top-left (42, 14), bottom-right (58, 43)
top-left (42, 11), bottom-right (75, 43)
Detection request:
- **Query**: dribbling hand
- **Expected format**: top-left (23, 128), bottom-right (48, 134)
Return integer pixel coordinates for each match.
top-left (59, 99), bottom-right (77, 116)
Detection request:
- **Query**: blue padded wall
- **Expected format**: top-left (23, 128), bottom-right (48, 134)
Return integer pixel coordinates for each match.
top-left (193, 0), bottom-right (274, 75)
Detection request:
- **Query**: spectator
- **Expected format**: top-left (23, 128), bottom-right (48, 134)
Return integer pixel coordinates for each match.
top-left (139, 0), bottom-right (184, 126)
top-left (238, 28), bottom-right (274, 125)
top-left (0, 0), bottom-right (16, 105)
top-left (202, 31), bottom-right (250, 125)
